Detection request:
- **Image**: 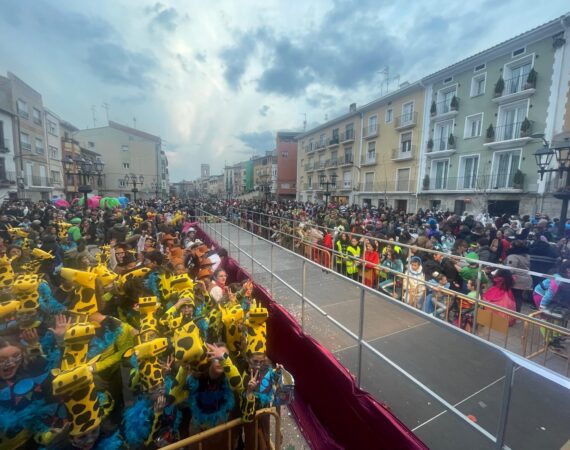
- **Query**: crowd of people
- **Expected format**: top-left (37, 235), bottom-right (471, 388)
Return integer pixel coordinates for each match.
top-left (210, 200), bottom-right (570, 339)
top-left (0, 198), bottom-right (290, 450)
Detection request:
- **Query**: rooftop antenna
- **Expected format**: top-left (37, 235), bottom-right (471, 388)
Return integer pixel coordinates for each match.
top-left (91, 105), bottom-right (97, 127)
top-left (101, 103), bottom-right (110, 123)
top-left (377, 66), bottom-right (400, 96)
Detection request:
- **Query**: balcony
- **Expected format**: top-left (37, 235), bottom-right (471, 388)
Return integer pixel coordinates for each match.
top-left (360, 153), bottom-right (377, 166)
top-left (328, 136), bottom-right (340, 147)
top-left (492, 74), bottom-right (536, 105)
top-left (394, 112), bottom-right (417, 130)
top-left (391, 145), bottom-right (415, 161)
top-left (483, 120), bottom-right (533, 150)
top-left (0, 139), bottom-right (9, 153)
top-left (427, 137), bottom-right (456, 157)
top-left (363, 125), bottom-right (378, 139)
top-left (339, 155), bottom-right (353, 167)
top-left (340, 130), bottom-right (355, 143)
top-left (0, 171), bottom-right (17, 187)
top-left (430, 97), bottom-right (459, 121)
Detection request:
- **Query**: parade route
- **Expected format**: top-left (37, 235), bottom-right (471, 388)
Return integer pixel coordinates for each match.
top-left (206, 221), bottom-right (570, 450)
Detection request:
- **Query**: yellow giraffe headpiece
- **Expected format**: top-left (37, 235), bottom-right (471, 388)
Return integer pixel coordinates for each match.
top-left (246, 300), bottom-right (268, 356)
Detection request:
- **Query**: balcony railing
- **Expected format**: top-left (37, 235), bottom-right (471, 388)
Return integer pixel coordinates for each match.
top-left (391, 145), bottom-right (415, 160)
top-left (339, 154), bottom-right (353, 166)
top-left (429, 137), bottom-right (456, 153)
top-left (340, 130), bottom-right (355, 142)
top-left (364, 125), bottom-right (378, 138)
top-left (0, 171), bottom-right (17, 185)
top-left (422, 173), bottom-right (527, 191)
top-left (361, 153), bottom-right (377, 165)
top-left (328, 136), bottom-right (340, 146)
top-left (490, 120), bottom-right (533, 143)
top-left (432, 98), bottom-right (459, 116)
top-left (394, 112), bottom-right (417, 129)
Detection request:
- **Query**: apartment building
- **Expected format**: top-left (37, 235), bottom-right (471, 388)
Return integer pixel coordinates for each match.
top-left (0, 100), bottom-right (17, 201)
top-left (0, 72), bottom-right (52, 201)
top-left (297, 104), bottom-right (360, 205)
top-left (44, 108), bottom-right (65, 198)
top-left (75, 121), bottom-right (169, 199)
top-left (418, 16), bottom-right (570, 216)
top-left (275, 131), bottom-right (299, 199)
top-left (355, 82), bottom-right (425, 211)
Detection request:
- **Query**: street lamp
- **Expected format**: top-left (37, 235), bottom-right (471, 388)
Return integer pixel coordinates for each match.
top-left (319, 173), bottom-right (337, 207)
top-left (63, 155), bottom-right (105, 210)
top-left (532, 132), bottom-right (570, 237)
top-left (124, 174), bottom-right (144, 202)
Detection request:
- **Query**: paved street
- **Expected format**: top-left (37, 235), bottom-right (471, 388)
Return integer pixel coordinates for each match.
top-left (205, 222), bottom-right (570, 450)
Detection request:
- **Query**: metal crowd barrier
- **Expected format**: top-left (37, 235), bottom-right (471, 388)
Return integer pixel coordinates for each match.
top-left (160, 408), bottom-right (281, 450)
top-left (196, 208), bottom-right (570, 450)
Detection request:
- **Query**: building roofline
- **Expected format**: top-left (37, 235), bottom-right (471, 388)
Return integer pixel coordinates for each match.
top-left (422, 13), bottom-right (570, 83)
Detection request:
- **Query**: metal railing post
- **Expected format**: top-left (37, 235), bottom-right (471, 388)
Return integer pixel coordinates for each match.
top-left (495, 359), bottom-right (515, 449)
top-left (270, 241), bottom-right (275, 298)
top-left (301, 260), bottom-right (306, 331)
top-left (357, 286), bottom-right (365, 387)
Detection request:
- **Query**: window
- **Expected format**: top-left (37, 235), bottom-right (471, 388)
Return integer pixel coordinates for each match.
top-left (512, 47), bottom-right (525, 57)
top-left (35, 138), bottom-right (44, 154)
top-left (504, 56), bottom-right (533, 94)
top-left (47, 120), bottom-right (57, 135)
top-left (464, 114), bottom-right (483, 139)
top-left (498, 101), bottom-right (527, 141)
top-left (51, 170), bottom-right (61, 184)
top-left (396, 168), bottom-right (410, 191)
top-left (385, 108), bottom-right (393, 123)
top-left (430, 160), bottom-right (449, 189)
top-left (17, 99), bottom-right (28, 119)
top-left (364, 172), bottom-right (374, 191)
top-left (33, 108), bottom-right (42, 126)
top-left (343, 171), bottom-right (352, 188)
top-left (366, 141), bottom-right (376, 162)
top-left (367, 115), bottom-right (378, 136)
top-left (491, 150), bottom-right (521, 189)
top-left (471, 73), bottom-right (486, 97)
top-left (400, 132), bottom-right (412, 152)
top-left (458, 155), bottom-right (479, 189)
top-left (433, 120), bottom-right (453, 151)
top-left (20, 132), bottom-right (30, 150)
top-left (49, 145), bottom-right (58, 159)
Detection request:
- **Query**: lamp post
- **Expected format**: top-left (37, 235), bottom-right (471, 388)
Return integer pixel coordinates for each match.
top-left (319, 173), bottom-right (337, 207)
top-left (124, 174), bottom-right (144, 202)
top-left (63, 155), bottom-right (105, 211)
top-left (532, 132), bottom-right (570, 237)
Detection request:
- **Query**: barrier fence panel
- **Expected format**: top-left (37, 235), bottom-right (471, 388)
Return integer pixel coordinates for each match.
top-left (197, 211), bottom-right (570, 450)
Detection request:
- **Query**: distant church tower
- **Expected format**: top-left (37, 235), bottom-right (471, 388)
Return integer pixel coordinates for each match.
top-left (201, 164), bottom-right (210, 179)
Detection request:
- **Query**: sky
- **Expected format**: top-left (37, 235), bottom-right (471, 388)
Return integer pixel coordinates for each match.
top-left (0, 0), bottom-right (568, 182)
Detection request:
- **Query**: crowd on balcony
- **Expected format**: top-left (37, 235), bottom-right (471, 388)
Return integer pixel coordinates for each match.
top-left (0, 198), bottom-right (291, 450)
top-left (211, 199), bottom-right (570, 340)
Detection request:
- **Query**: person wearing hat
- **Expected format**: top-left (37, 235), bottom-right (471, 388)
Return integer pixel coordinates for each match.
top-left (68, 218), bottom-right (82, 244)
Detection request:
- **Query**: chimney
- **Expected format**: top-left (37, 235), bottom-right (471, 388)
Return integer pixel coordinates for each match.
top-left (349, 103), bottom-right (357, 112)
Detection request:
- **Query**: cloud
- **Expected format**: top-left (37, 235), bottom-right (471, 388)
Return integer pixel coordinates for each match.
top-left (147, 3), bottom-right (185, 32)
top-left (86, 43), bottom-right (157, 89)
top-left (258, 105), bottom-right (270, 116)
top-left (236, 131), bottom-right (275, 153)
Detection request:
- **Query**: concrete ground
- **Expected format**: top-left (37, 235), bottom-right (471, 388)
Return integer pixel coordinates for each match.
top-left (205, 222), bottom-right (570, 450)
